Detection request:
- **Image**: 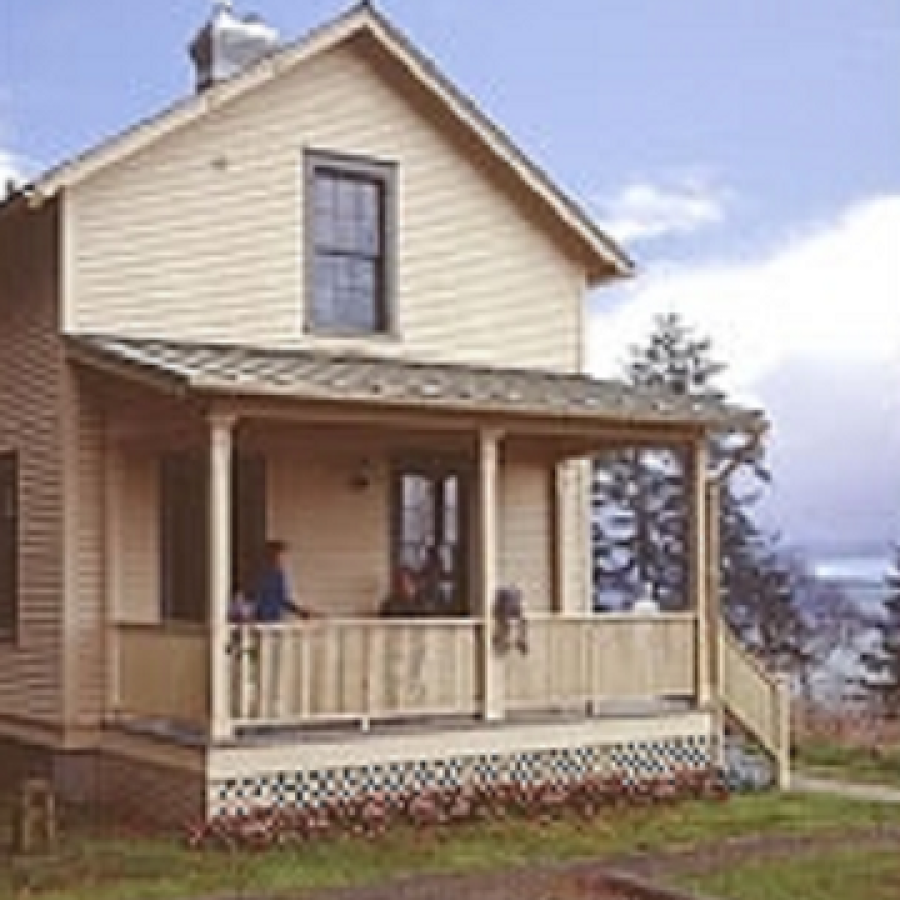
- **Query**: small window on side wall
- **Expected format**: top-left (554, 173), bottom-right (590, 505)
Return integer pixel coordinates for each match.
top-left (306, 151), bottom-right (395, 336)
top-left (0, 451), bottom-right (19, 640)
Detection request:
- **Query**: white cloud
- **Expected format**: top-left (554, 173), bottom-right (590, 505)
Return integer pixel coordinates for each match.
top-left (589, 194), bottom-right (900, 546)
top-left (596, 172), bottom-right (731, 243)
top-left (590, 194), bottom-right (900, 395)
top-left (0, 148), bottom-right (28, 190)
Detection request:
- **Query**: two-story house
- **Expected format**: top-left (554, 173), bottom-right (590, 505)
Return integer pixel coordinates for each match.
top-left (0, 3), bottom-right (787, 824)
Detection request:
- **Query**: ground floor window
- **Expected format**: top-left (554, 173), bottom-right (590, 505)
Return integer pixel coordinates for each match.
top-left (0, 451), bottom-right (18, 638)
top-left (391, 461), bottom-right (470, 615)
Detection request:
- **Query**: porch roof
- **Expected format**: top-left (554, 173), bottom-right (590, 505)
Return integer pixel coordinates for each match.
top-left (67, 335), bottom-right (764, 431)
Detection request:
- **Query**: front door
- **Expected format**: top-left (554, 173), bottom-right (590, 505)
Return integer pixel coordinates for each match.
top-left (392, 460), bottom-right (470, 615)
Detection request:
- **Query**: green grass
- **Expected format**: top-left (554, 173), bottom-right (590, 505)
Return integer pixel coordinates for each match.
top-left (2, 792), bottom-right (900, 899)
top-left (679, 846), bottom-right (900, 900)
top-left (796, 739), bottom-right (900, 787)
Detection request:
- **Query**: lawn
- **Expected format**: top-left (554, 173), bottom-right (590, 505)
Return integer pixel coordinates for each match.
top-left (679, 846), bottom-right (900, 900)
top-left (796, 738), bottom-right (900, 788)
top-left (2, 791), bottom-right (900, 900)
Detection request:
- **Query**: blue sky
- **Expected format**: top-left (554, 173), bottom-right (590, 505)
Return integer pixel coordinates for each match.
top-left (1, 1), bottom-right (898, 552)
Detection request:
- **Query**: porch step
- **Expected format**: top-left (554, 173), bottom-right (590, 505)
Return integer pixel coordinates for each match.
top-left (724, 735), bottom-right (775, 792)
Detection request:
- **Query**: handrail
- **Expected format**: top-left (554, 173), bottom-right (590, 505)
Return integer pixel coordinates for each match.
top-left (718, 623), bottom-right (790, 789)
top-left (720, 623), bottom-right (778, 685)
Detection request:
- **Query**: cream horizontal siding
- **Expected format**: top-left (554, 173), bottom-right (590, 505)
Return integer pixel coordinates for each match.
top-left (0, 202), bottom-right (66, 730)
top-left (113, 445), bottom-right (160, 624)
top-left (267, 439), bottom-right (389, 619)
top-left (66, 40), bottom-right (585, 371)
top-left (559, 460), bottom-right (592, 614)
top-left (499, 455), bottom-right (552, 614)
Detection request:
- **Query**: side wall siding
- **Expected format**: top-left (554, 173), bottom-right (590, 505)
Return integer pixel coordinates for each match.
top-left (0, 202), bottom-right (66, 734)
top-left (66, 42), bottom-right (585, 372)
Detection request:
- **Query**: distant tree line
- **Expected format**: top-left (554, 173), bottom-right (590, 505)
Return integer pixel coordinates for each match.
top-left (858, 545), bottom-right (900, 719)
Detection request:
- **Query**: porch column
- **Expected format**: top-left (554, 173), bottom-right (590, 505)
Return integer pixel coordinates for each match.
top-left (690, 438), bottom-right (712, 707)
top-left (209, 412), bottom-right (236, 743)
top-left (705, 478), bottom-right (724, 734)
top-left (478, 428), bottom-right (503, 721)
top-left (550, 462), bottom-right (566, 614)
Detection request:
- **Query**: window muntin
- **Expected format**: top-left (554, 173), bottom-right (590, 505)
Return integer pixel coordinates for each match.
top-left (307, 154), bottom-right (393, 335)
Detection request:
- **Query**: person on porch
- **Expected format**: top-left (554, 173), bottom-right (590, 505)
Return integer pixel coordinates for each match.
top-left (253, 540), bottom-right (312, 623)
top-left (380, 565), bottom-right (421, 617)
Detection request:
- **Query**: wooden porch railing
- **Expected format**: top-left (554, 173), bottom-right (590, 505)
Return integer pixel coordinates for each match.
top-left (112, 613), bottom-right (703, 734)
top-left (506, 613), bottom-right (698, 712)
top-left (115, 622), bottom-right (209, 727)
top-left (229, 618), bottom-right (481, 728)
top-left (720, 626), bottom-right (791, 788)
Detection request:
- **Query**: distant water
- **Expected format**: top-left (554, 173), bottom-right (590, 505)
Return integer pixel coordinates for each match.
top-left (804, 551), bottom-right (891, 616)
top-left (804, 551), bottom-right (892, 706)
top-left (812, 554), bottom-right (891, 587)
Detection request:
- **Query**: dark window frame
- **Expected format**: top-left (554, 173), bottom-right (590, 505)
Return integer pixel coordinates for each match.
top-left (305, 149), bottom-right (397, 337)
top-left (390, 457), bottom-right (472, 617)
top-left (0, 451), bottom-right (19, 642)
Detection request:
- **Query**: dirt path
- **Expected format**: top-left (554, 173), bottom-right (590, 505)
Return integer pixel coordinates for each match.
top-left (618, 826), bottom-right (900, 881)
top-left (301, 828), bottom-right (900, 900)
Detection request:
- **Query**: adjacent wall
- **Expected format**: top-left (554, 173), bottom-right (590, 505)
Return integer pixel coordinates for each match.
top-left (0, 200), bottom-right (67, 741)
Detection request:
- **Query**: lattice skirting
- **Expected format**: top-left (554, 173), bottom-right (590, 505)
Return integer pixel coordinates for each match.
top-left (210, 734), bottom-right (712, 816)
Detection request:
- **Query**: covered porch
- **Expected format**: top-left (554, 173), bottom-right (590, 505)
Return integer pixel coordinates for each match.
top-left (69, 336), bottom-right (754, 750)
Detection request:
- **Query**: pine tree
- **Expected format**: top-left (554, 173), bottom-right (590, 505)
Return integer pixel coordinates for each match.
top-left (592, 313), bottom-right (801, 667)
top-left (593, 314), bottom-right (712, 609)
top-left (859, 545), bottom-right (900, 720)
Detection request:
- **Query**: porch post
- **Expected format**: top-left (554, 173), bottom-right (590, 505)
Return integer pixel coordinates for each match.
top-left (478, 427), bottom-right (503, 721)
top-left (550, 462), bottom-right (566, 614)
top-left (705, 479), bottom-right (723, 721)
top-left (690, 438), bottom-right (712, 708)
top-left (209, 412), bottom-right (236, 743)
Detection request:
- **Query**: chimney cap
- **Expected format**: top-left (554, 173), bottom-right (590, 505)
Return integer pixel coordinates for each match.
top-left (189, 2), bottom-right (281, 92)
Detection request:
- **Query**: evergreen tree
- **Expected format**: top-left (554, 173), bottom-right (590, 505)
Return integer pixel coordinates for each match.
top-left (859, 545), bottom-right (900, 720)
top-left (593, 314), bottom-right (713, 609)
top-left (592, 313), bottom-right (801, 667)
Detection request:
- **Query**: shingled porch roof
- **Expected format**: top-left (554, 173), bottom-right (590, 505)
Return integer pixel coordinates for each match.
top-left (66, 334), bottom-right (764, 432)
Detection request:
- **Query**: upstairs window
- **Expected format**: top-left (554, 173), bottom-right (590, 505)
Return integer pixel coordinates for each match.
top-left (0, 452), bottom-right (19, 640)
top-left (307, 152), bottom-right (394, 335)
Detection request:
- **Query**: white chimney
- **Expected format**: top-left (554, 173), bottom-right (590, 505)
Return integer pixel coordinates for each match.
top-left (189, 1), bottom-right (281, 92)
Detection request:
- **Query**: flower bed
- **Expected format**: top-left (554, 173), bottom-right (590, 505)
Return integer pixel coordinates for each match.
top-left (187, 767), bottom-right (728, 850)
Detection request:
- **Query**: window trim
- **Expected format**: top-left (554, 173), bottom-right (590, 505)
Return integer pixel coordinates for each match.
top-left (389, 455), bottom-right (473, 617)
top-left (304, 148), bottom-right (398, 338)
top-left (0, 450), bottom-right (19, 643)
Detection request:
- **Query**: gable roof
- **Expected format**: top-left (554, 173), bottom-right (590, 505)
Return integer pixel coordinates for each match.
top-left (28, 3), bottom-right (632, 284)
top-left (67, 335), bottom-right (765, 433)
